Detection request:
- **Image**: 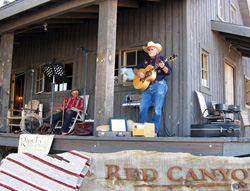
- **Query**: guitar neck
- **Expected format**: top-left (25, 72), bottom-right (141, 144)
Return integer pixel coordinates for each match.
top-left (147, 54), bottom-right (177, 73)
top-left (149, 58), bottom-right (168, 72)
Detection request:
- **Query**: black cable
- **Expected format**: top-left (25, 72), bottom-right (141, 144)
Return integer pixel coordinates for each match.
top-left (162, 106), bottom-right (175, 137)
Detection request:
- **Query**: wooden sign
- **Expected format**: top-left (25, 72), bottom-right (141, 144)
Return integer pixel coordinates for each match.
top-left (79, 150), bottom-right (250, 190)
top-left (18, 134), bottom-right (54, 154)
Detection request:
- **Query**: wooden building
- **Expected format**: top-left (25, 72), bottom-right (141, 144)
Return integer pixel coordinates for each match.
top-left (1, 0), bottom-right (250, 140)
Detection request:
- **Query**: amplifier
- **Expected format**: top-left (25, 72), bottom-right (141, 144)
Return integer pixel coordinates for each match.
top-left (129, 94), bottom-right (142, 102)
top-left (133, 123), bottom-right (155, 137)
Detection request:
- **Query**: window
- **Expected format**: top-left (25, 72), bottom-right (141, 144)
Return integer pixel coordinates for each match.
top-left (35, 61), bottom-right (73, 93)
top-left (115, 48), bottom-right (148, 85)
top-left (201, 50), bottom-right (209, 87)
top-left (246, 78), bottom-right (250, 105)
top-left (218, 0), bottom-right (225, 21)
top-left (35, 67), bottom-right (44, 94)
top-left (230, 4), bottom-right (236, 24)
top-left (248, 0), bottom-right (250, 13)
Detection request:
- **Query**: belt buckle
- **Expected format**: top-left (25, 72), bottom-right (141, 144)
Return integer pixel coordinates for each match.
top-left (150, 80), bottom-right (156, 85)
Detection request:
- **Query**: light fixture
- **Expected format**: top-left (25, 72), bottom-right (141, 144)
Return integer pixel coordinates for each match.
top-left (43, 23), bottom-right (48, 31)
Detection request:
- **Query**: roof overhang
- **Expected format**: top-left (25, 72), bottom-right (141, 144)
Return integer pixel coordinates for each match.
top-left (0, 0), bottom-right (52, 20)
top-left (211, 20), bottom-right (250, 58)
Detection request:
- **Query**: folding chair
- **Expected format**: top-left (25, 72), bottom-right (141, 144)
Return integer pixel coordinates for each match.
top-left (195, 91), bottom-right (231, 123)
top-left (55, 95), bottom-right (89, 133)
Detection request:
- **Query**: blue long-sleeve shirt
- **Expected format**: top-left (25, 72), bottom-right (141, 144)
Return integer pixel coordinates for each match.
top-left (134, 55), bottom-right (172, 81)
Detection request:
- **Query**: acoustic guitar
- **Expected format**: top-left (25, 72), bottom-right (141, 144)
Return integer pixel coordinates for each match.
top-left (133, 54), bottom-right (177, 91)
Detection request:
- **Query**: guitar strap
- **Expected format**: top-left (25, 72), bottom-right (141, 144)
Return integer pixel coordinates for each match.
top-left (144, 56), bottom-right (163, 66)
top-left (156, 56), bottom-right (164, 64)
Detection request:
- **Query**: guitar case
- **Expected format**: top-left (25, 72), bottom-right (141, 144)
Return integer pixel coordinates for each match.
top-left (96, 131), bottom-right (132, 137)
top-left (190, 122), bottom-right (241, 137)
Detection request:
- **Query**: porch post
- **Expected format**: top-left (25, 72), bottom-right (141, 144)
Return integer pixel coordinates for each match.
top-left (94, 0), bottom-right (117, 133)
top-left (0, 33), bottom-right (14, 132)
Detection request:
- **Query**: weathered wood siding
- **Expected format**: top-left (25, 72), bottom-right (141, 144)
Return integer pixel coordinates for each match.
top-left (115, 0), bottom-right (186, 137)
top-left (10, 0), bottom-right (250, 137)
top-left (12, 20), bottom-right (98, 118)
top-left (11, 0), bottom-right (186, 137)
top-left (186, 0), bottom-right (250, 135)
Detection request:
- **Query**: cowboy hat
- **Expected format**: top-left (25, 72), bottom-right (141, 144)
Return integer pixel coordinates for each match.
top-left (70, 89), bottom-right (79, 95)
top-left (143, 41), bottom-right (162, 53)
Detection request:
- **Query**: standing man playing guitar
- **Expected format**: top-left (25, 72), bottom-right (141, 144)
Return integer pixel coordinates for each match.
top-left (133, 41), bottom-right (172, 136)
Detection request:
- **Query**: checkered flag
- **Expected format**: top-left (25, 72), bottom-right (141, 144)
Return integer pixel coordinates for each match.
top-left (42, 63), bottom-right (68, 83)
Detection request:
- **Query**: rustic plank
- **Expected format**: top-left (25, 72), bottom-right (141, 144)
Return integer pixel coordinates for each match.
top-left (180, 0), bottom-right (191, 137)
top-left (152, 3), bottom-right (159, 40)
top-left (211, 20), bottom-right (250, 38)
top-left (118, 0), bottom-right (139, 8)
top-left (133, 7), bottom-right (140, 43)
top-left (94, 0), bottom-right (118, 131)
top-left (52, 138), bottom-right (223, 156)
top-left (0, 0), bottom-right (51, 20)
top-left (128, 9), bottom-right (134, 44)
top-left (73, 5), bottom-right (99, 13)
top-left (139, 3), bottom-right (146, 42)
top-left (5, 133), bottom-right (250, 156)
top-left (94, 0), bottom-right (117, 131)
top-left (146, 3), bottom-right (153, 40)
top-left (116, 10), bottom-right (123, 46)
top-left (0, 0), bottom-right (104, 34)
top-left (0, 33), bottom-right (15, 132)
top-left (54, 13), bottom-right (98, 19)
top-left (122, 9), bottom-right (129, 45)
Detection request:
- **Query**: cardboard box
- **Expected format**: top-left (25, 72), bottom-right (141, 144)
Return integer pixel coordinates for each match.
top-left (133, 123), bottom-right (155, 137)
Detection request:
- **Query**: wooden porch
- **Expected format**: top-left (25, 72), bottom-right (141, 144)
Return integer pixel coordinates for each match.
top-left (1, 133), bottom-right (250, 157)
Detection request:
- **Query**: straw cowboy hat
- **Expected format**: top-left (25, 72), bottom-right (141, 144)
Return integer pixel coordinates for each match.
top-left (143, 41), bottom-right (162, 53)
top-left (70, 89), bottom-right (79, 95)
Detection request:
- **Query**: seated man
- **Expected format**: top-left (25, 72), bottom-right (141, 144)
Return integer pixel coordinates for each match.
top-left (43, 89), bottom-right (84, 135)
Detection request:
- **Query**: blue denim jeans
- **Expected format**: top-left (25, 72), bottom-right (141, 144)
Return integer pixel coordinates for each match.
top-left (139, 80), bottom-right (168, 133)
top-left (43, 110), bottom-right (77, 133)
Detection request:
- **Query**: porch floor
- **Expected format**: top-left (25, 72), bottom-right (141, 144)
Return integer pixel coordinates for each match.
top-left (0, 133), bottom-right (250, 157)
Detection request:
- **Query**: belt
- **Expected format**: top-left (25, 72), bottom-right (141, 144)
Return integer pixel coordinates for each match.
top-left (150, 79), bottom-right (164, 85)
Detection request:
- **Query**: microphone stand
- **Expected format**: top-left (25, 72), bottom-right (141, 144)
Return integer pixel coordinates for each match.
top-left (77, 47), bottom-right (95, 118)
top-left (15, 58), bottom-right (56, 132)
top-left (42, 62), bottom-right (67, 130)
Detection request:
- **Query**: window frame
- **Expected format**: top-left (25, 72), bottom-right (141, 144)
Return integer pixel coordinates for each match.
top-left (230, 3), bottom-right (237, 24)
top-left (115, 47), bottom-right (147, 86)
top-left (34, 67), bottom-right (45, 94)
top-left (218, 0), bottom-right (225, 21)
top-left (54, 61), bottom-right (73, 92)
top-left (201, 49), bottom-right (209, 88)
top-left (34, 60), bottom-right (73, 94)
top-left (245, 76), bottom-right (250, 108)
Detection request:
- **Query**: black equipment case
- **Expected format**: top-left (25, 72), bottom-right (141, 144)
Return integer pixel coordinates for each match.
top-left (191, 122), bottom-right (241, 137)
top-left (96, 131), bottom-right (132, 137)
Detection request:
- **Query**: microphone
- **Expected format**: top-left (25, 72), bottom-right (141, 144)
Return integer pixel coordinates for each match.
top-left (48, 58), bottom-right (56, 64)
top-left (77, 47), bottom-right (85, 51)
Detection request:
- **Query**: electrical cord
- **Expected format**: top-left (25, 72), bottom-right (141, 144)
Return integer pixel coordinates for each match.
top-left (162, 107), bottom-right (175, 137)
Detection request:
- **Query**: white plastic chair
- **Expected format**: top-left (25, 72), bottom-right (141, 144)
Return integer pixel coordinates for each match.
top-left (7, 100), bottom-right (43, 132)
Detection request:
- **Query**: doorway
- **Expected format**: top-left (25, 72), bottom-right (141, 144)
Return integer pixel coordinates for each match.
top-left (224, 61), bottom-right (234, 105)
top-left (10, 74), bottom-right (24, 111)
